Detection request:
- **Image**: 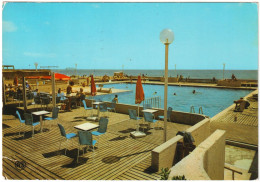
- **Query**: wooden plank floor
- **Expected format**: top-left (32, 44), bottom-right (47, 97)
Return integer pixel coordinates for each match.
top-left (2, 107), bottom-right (190, 180)
top-left (211, 95), bottom-right (258, 127)
top-left (210, 91), bottom-right (258, 145)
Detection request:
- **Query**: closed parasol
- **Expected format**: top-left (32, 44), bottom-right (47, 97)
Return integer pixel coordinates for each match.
top-left (130, 75), bottom-right (146, 138)
top-left (90, 75), bottom-right (97, 96)
top-left (135, 75), bottom-right (145, 104)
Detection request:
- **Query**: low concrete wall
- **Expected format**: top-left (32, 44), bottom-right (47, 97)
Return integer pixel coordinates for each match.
top-left (217, 80), bottom-right (242, 87)
top-left (168, 129), bottom-right (226, 180)
top-left (151, 118), bottom-right (210, 171)
top-left (85, 100), bottom-right (206, 125)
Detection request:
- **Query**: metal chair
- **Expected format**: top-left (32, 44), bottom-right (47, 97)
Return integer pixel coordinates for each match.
top-left (77, 130), bottom-right (97, 163)
top-left (99, 103), bottom-right (108, 118)
top-left (82, 100), bottom-right (93, 117)
top-left (16, 110), bottom-right (25, 135)
top-left (143, 112), bottom-right (158, 130)
top-left (24, 113), bottom-right (40, 137)
top-left (57, 124), bottom-right (77, 155)
top-left (107, 100), bottom-right (116, 114)
top-left (41, 96), bottom-right (50, 110)
top-left (158, 107), bottom-right (172, 121)
top-left (34, 96), bottom-right (42, 109)
top-left (92, 117), bottom-right (108, 148)
top-left (128, 109), bottom-right (142, 130)
top-left (45, 107), bottom-right (60, 128)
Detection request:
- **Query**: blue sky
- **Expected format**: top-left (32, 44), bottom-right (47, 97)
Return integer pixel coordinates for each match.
top-left (2, 2), bottom-right (258, 70)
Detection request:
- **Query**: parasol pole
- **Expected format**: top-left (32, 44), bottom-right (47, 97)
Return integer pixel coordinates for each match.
top-left (137, 103), bottom-right (140, 131)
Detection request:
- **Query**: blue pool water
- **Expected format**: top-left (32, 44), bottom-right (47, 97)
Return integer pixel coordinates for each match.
top-left (96, 83), bottom-right (253, 118)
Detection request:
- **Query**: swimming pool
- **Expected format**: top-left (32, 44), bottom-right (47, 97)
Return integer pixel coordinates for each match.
top-left (98, 83), bottom-right (253, 117)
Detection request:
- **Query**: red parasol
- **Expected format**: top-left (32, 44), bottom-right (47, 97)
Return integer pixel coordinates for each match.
top-left (135, 75), bottom-right (145, 104)
top-left (42, 73), bottom-right (71, 81)
top-left (90, 75), bottom-right (97, 96)
top-left (26, 73), bottom-right (70, 81)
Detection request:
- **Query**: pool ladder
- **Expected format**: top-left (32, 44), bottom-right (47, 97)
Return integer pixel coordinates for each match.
top-left (190, 106), bottom-right (195, 113)
top-left (190, 106), bottom-right (203, 114)
top-left (199, 107), bottom-right (203, 114)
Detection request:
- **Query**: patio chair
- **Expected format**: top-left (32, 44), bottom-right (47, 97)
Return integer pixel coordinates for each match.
top-left (58, 124), bottom-right (77, 155)
top-left (45, 107), bottom-right (60, 128)
top-left (158, 107), bottom-right (172, 121)
top-left (82, 100), bottom-right (93, 117)
top-left (77, 130), bottom-right (97, 163)
top-left (33, 96), bottom-right (42, 109)
top-left (24, 113), bottom-right (40, 138)
top-left (99, 103), bottom-right (108, 118)
top-left (16, 110), bottom-right (25, 135)
top-left (128, 109), bottom-right (142, 130)
top-left (70, 96), bottom-right (78, 109)
top-left (92, 117), bottom-right (108, 148)
top-left (41, 96), bottom-right (50, 110)
top-left (143, 112), bottom-right (158, 130)
top-left (79, 94), bottom-right (86, 107)
top-left (107, 100), bottom-right (116, 114)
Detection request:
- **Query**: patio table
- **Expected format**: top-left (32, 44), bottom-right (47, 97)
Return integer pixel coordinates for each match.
top-left (87, 101), bottom-right (103, 121)
top-left (74, 122), bottom-right (99, 131)
top-left (32, 110), bottom-right (50, 132)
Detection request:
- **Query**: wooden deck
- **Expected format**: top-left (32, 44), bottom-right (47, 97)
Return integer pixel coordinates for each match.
top-left (2, 107), bottom-right (190, 180)
top-left (210, 90), bottom-right (258, 145)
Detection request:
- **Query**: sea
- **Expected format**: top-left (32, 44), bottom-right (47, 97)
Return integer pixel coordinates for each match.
top-left (52, 69), bottom-right (258, 80)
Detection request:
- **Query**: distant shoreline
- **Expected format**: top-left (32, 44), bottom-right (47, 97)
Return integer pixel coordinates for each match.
top-left (49, 69), bottom-right (258, 80)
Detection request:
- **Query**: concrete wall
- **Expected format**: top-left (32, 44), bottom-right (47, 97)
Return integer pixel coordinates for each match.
top-left (217, 80), bottom-right (242, 87)
top-left (151, 118), bottom-right (210, 171)
top-left (168, 129), bottom-right (226, 180)
top-left (85, 100), bottom-right (206, 125)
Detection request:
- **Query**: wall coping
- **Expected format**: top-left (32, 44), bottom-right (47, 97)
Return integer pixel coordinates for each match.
top-left (168, 129), bottom-right (226, 180)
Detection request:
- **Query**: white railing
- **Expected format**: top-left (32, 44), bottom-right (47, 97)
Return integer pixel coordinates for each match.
top-left (143, 96), bottom-right (161, 109)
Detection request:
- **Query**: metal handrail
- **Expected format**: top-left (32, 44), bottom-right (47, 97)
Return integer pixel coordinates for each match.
top-left (143, 96), bottom-right (161, 109)
top-left (190, 106), bottom-right (195, 113)
top-left (199, 106), bottom-right (203, 114)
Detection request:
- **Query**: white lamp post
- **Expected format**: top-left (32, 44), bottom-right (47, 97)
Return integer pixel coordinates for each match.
top-left (160, 29), bottom-right (174, 142)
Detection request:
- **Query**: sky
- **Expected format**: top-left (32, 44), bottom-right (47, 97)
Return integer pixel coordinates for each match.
top-left (2, 2), bottom-right (259, 70)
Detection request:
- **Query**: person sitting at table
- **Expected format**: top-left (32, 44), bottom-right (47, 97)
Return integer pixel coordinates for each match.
top-left (66, 84), bottom-right (72, 97)
top-left (17, 86), bottom-right (22, 95)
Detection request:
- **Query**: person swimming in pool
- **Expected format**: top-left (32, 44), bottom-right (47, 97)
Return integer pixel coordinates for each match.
top-left (153, 92), bottom-right (157, 95)
top-left (192, 90), bottom-right (196, 94)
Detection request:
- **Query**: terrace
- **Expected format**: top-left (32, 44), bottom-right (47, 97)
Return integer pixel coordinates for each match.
top-left (3, 105), bottom-right (193, 180)
top-left (2, 87), bottom-right (258, 180)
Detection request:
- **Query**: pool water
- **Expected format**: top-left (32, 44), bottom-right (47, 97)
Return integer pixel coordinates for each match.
top-left (98, 83), bottom-right (252, 118)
